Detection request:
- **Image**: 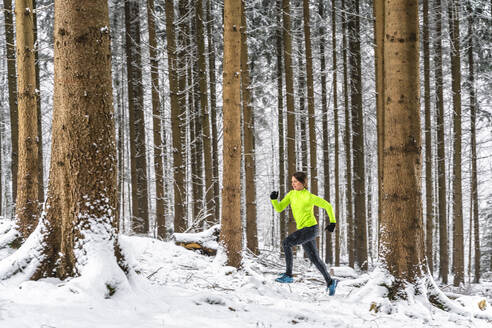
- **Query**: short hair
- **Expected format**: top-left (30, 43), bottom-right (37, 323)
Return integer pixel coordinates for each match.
top-left (292, 172), bottom-right (307, 185)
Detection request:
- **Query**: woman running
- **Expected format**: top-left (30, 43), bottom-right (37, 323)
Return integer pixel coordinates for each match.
top-left (270, 172), bottom-right (338, 295)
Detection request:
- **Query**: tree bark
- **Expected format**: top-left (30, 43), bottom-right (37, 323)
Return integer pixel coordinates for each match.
top-left (331, 0), bottom-right (340, 267)
top-left (196, 0), bottom-right (214, 225)
top-left (423, 0), bottom-right (434, 274)
top-left (220, 0), bottom-right (243, 268)
top-left (297, 36), bottom-right (307, 173)
top-left (467, 1), bottom-right (480, 284)
top-left (342, 0), bottom-right (354, 268)
top-left (33, 0), bottom-right (44, 205)
top-left (206, 0), bottom-right (220, 223)
top-left (433, 0), bottom-right (448, 284)
top-left (147, 0), bottom-right (166, 238)
top-left (190, 8), bottom-right (204, 226)
top-left (282, 0), bottom-right (297, 236)
top-left (33, 0), bottom-right (124, 280)
top-left (374, 0), bottom-right (384, 269)
top-left (380, 0), bottom-right (425, 291)
top-left (276, 0), bottom-right (287, 250)
top-left (303, 0), bottom-right (318, 201)
top-left (170, 0), bottom-right (187, 233)
top-left (241, 0), bottom-right (259, 255)
top-left (448, 0), bottom-right (464, 287)
top-left (3, 0), bottom-right (19, 209)
top-left (319, 0), bottom-right (332, 264)
top-left (124, 0), bottom-right (149, 233)
top-left (15, 0), bottom-right (40, 240)
top-left (348, 0), bottom-right (368, 271)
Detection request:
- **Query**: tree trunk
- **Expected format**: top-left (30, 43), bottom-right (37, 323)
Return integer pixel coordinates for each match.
top-left (190, 8), bottom-right (204, 226)
top-left (33, 0), bottom-right (44, 205)
top-left (330, 0), bottom-right (340, 266)
top-left (206, 0), bottom-right (220, 223)
top-left (147, 0), bottom-right (166, 238)
top-left (297, 36), bottom-right (308, 173)
top-left (15, 0), bottom-right (40, 240)
top-left (282, 0), bottom-right (297, 236)
top-left (220, 0), bottom-right (243, 268)
top-left (33, 0), bottom-right (125, 282)
top-left (0, 95), bottom-right (3, 215)
top-left (196, 0), bottom-right (214, 225)
top-left (241, 1), bottom-right (259, 255)
top-left (433, 0), bottom-right (448, 284)
top-left (170, 0), bottom-right (186, 233)
top-left (3, 0), bottom-right (19, 210)
top-left (303, 0), bottom-right (318, 202)
top-left (374, 0), bottom-right (384, 268)
top-left (276, 0), bottom-right (287, 250)
top-left (423, 0), bottom-right (433, 274)
top-left (110, 0), bottom-right (124, 232)
top-left (380, 0), bottom-right (425, 292)
top-left (319, 0), bottom-right (332, 264)
top-left (348, 0), bottom-right (368, 271)
top-left (448, 0), bottom-right (464, 287)
top-left (367, 151), bottom-right (373, 262)
top-left (467, 2), bottom-right (480, 284)
top-left (342, 0), bottom-right (354, 268)
top-left (124, 0), bottom-right (149, 234)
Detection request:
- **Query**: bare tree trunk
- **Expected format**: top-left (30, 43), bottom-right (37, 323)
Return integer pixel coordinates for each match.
top-left (33, 0), bottom-right (124, 280)
top-left (276, 0), bottom-right (287, 251)
top-left (171, 0), bottom-right (187, 233)
top-left (423, 0), bottom-right (434, 274)
top-left (448, 0), bottom-right (464, 287)
top-left (241, 0), bottom-right (259, 255)
top-left (297, 37), bottom-right (308, 173)
top-left (332, 0), bottom-right (340, 266)
top-left (124, 0), bottom-right (149, 234)
top-left (220, 0), bottom-right (243, 268)
top-left (342, 0), bottom-right (354, 268)
top-left (380, 0), bottom-right (425, 293)
top-left (348, 0), bottom-right (368, 271)
top-left (15, 0), bottom-right (40, 240)
top-left (147, 0), bottom-right (166, 238)
top-left (3, 0), bottom-right (19, 211)
top-left (0, 105), bottom-right (3, 215)
top-left (190, 7), bottom-right (204, 226)
top-left (433, 0), bottom-right (448, 284)
top-left (374, 0), bottom-right (384, 269)
top-left (467, 1), bottom-right (480, 284)
top-left (206, 0), bottom-right (220, 223)
top-left (33, 0), bottom-right (44, 205)
top-left (303, 0), bottom-right (318, 202)
top-left (196, 0), bottom-right (214, 225)
top-left (282, 0), bottom-right (297, 236)
top-left (319, 0), bottom-right (332, 264)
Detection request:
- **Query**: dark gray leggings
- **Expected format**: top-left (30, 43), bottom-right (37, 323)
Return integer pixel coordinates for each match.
top-left (282, 224), bottom-right (332, 286)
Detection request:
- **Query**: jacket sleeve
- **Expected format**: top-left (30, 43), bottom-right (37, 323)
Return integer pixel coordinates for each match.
top-left (312, 195), bottom-right (336, 223)
top-left (271, 191), bottom-right (291, 213)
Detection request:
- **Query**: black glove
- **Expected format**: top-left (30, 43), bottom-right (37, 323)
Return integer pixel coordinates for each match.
top-left (325, 222), bottom-right (336, 232)
top-left (270, 191), bottom-right (279, 200)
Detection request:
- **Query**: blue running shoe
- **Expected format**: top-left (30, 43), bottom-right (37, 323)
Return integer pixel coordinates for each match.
top-left (326, 279), bottom-right (339, 296)
top-left (275, 273), bottom-right (294, 283)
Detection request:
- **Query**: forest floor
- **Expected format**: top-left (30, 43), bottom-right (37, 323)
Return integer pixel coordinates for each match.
top-left (0, 219), bottom-right (491, 327)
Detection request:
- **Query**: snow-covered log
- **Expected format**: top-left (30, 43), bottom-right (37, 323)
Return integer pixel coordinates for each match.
top-left (173, 225), bottom-right (220, 256)
top-left (329, 266), bottom-right (359, 278)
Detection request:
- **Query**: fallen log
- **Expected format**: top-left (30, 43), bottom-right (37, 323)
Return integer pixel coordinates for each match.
top-left (329, 266), bottom-right (359, 278)
top-left (173, 225), bottom-right (220, 256)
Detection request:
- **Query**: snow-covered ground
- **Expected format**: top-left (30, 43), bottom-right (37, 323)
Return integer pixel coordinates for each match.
top-left (0, 226), bottom-right (491, 327)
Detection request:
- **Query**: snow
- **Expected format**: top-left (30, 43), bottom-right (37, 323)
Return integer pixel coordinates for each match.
top-left (0, 229), bottom-right (491, 327)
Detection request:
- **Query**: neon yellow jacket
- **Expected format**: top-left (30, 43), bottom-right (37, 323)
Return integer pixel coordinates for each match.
top-left (271, 189), bottom-right (336, 230)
